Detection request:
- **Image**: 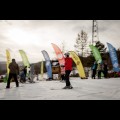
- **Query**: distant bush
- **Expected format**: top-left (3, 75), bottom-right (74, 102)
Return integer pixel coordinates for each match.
top-left (108, 72), bottom-right (120, 78)
top-left (114, 72), bottom-right (120, 78)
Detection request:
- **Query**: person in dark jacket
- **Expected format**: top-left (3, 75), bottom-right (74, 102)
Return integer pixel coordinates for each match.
top-left (97, 62), bottom-right (104, 79)
top-left (91, 61), bottom-right (98, 79)
top-left (23, 66), bottom-right (27, 82)
top-left (6, 59), bottom-right (19, 89)
top-left (62, 53), bottom-right (73, 89)
top-left (19, 69), bottom-right (25, 83)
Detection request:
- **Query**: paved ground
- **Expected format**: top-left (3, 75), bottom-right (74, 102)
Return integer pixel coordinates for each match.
top-left (0, 77), bottom-right (120, 100)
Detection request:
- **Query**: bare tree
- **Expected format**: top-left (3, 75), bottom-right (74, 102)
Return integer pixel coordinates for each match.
top-left (84, 41), bottom-right (92, 57)
top-left (74, 30), bottom-right (88, 57)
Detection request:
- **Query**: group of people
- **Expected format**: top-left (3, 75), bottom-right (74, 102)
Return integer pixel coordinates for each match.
top-left (6, 59), bottom-right (36, 89)
top-left (91, 61), bottom-right (108, 79)
top-left (7, 53), bottom-right (119, 90)
top-left (19, 66), bottom-right (27, 83)
top-left (6, 52), bottom-right (74, 89)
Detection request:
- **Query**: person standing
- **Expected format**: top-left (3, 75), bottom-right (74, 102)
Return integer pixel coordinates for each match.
top-left (23, 66), bottom-right (27, 82)
top-left (62, 53), bottom-right (73, 89)
top-left (60, 66), bottom-right (65, 82)
top-left (91, 61), bottom-right (98, 79)
top-left (97, 62), bottom-right (104, 79)
top-left (6, 59), bottom-right (19, 89)
top-left (19, 69), bottom-right (25, 83)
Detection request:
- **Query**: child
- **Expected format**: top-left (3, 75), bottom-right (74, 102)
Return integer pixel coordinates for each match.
top-left (19, 70), bottom-right (26, 83)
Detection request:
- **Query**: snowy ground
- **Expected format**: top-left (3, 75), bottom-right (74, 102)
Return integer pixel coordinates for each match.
top-left (0, 77), bottom-right (120, 100)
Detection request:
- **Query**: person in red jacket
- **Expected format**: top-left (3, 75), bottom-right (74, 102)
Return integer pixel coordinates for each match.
top-left (62, 53), bottom-right (73, 89)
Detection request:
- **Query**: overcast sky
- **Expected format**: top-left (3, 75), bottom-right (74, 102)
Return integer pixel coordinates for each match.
top-left (0, 20), bottom-right (120, 63)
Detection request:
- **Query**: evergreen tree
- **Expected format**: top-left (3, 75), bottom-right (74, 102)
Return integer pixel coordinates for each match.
top-left (95, 41), bottom-right (107, 53)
